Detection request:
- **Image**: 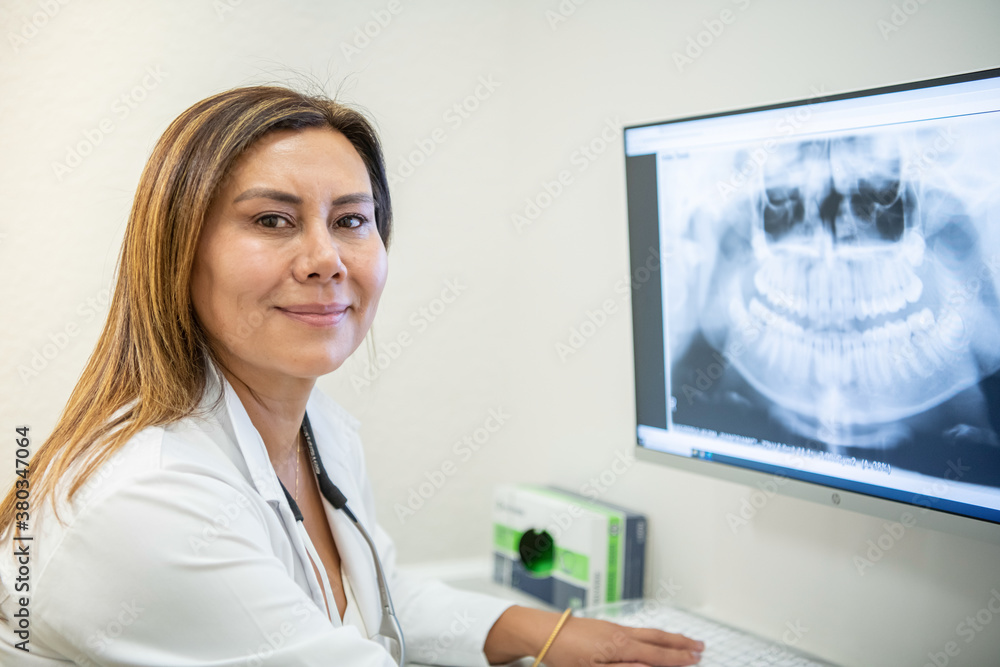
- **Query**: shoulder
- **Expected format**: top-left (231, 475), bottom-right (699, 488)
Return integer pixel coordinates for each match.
top-left (0, 412), bottom-right (266, 595)
top-left (54, 411), bottom-right (253, 520)
top-left (0, 461), bottom-right (290, 660)
top-left (0, 435), bottom-right (277, 598)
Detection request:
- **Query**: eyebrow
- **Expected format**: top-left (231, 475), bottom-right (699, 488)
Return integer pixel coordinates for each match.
top-left (232, 188), bottom-right (375, 208)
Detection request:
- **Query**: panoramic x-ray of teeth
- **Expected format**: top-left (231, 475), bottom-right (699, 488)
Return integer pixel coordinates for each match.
top-left (665, 113), bottom-right (1000, 485)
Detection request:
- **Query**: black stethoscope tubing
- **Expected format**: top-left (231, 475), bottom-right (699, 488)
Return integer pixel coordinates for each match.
top-left (277, 412), bottom-right (406, 666)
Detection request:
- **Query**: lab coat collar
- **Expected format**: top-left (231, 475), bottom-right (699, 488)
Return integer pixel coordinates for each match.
top-left (201, 360), bottom-right (382, 634)
top-left (206, 366), bottom-right (285, 506)
top-left (301, 386), bottom-right (383, 636)
top-left (315, 447), bottom-right (382, 635)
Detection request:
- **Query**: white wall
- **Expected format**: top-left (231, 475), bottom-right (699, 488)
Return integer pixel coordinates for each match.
top-left (1, 1), bottom-right (998, 665)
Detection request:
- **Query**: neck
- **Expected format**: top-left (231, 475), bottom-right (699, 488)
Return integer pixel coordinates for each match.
top-left (214, 357), bottom-right (317, 470)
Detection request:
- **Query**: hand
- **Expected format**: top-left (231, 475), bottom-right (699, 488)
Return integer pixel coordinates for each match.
top-left (484, 606), bottom-right (704, 667)
top-left (542, 616), bottom-right (704, 667)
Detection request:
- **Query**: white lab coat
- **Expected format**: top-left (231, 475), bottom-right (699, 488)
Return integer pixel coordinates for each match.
top-left (0, 366), bottom-right (514, 666)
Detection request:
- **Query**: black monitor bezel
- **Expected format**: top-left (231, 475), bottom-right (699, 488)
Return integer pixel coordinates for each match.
top-left (622, 66), bottom-right (1000, 541)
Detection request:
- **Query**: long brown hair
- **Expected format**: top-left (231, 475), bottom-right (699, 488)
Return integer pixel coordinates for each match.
top-left (0, 86), bottom-right (392, 540)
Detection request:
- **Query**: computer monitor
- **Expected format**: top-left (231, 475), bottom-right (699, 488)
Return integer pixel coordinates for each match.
top-left (623, 67), bottom-right (1000, 542)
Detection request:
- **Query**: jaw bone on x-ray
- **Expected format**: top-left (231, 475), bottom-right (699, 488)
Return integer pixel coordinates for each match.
top-left (668, 114), bottom-right (1000, 479)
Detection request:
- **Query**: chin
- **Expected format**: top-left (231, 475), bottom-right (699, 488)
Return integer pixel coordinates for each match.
top-left (288, 351), bottom-right (353, 379)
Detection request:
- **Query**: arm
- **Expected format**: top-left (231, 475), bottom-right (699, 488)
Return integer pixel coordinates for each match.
top-left (341, 406), bottom-right (702, 667)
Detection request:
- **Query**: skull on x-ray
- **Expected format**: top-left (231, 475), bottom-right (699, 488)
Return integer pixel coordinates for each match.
top-left (697, 129), bottom-right (1000, 447)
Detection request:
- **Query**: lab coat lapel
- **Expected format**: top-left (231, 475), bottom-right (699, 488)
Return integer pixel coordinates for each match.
top-left (324, 500), bottom-right (382, 634)
top-left (208, 365), bottom-right (383, 632)
top-left (212, 369), bottom-right (337, 618)
top-left (306, 394), bottom-right (383, 636)
top-left (216, 370), bottom-right (285, 505)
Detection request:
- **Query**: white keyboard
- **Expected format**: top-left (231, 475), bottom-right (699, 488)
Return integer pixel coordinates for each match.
top-left (576, 600), bottom-right (839, 667)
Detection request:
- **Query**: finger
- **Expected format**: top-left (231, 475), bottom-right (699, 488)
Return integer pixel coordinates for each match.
top-left (611, 659), bottom-right (701, 667)
top-left (615, 641), bottom-right (703, 667)
top-left (626, 627), bottom-right (705, 653)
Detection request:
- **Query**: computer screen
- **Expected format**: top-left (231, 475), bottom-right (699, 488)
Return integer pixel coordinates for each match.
top-left (623, 68), bottom-right (1000, 528)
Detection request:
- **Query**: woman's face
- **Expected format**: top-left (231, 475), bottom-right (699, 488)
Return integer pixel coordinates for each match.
top-left (191, 126), bottom-right (387, 384)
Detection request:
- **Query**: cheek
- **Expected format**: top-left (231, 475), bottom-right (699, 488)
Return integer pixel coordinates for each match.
top-left (190, 257), bottom-right (223, 332)
top-left (368, 253), bottom-right (389, 315)
top-left (371, 250), bottom-right (389, 297)
top-left (192, 240), bottom-right (281, 342)
top-left (354, 242), bottom-right (389, 308)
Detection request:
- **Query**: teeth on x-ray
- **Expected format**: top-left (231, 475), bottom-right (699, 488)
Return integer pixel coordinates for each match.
top-left (752, 253), bottom-right (924, 323)
top-left (732, 297), bottom-right (958, 392)
top-left (692, 124), bottom-right (1000, 441)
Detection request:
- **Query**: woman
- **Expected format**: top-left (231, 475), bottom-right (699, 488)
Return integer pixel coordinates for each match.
top-left (0, 86), bottom-right (704, 666)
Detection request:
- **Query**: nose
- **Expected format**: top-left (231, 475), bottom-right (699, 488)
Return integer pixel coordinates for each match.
top-left (292, 220), bottom-right (346, 283)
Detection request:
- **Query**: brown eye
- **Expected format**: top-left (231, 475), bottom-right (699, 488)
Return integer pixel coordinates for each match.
top-left (257, 214), bottom-right (289, 229)
top-left (337, 214), bottom-right (367, 229)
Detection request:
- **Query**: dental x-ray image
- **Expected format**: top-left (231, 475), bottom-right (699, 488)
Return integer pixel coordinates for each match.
top-left (664, 111), bottom-right (1000, 487)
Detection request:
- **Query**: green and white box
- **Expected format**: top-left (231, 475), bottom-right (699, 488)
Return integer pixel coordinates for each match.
top-left (492, 484), bottom-right (646, 609)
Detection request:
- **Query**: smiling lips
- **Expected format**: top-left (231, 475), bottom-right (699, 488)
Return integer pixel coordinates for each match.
top-left (276, 303), bottom-right (350, 327)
